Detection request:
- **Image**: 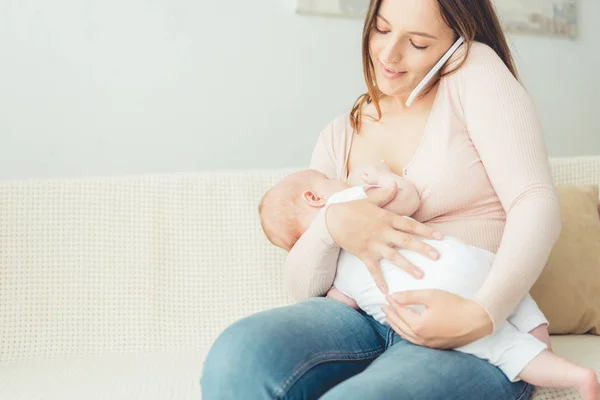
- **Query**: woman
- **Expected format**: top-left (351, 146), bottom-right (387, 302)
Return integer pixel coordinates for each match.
top-left (201, 0), bottom-right (561, 398)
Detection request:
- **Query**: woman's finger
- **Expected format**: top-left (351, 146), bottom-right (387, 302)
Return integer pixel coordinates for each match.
top-left (362, 255), bottom-right (388, 294)
top-left (387, 318), bottom-right (423, 345)
top-left (391, 215), bottom-right (443, 241)
top-left (375, 243), bottom-right (423, 279)
top-left (388, 297), bottom-right (425, 333)
top-left (382, 303), bottom-right (418, 337)
top-left (382, 304), bottom-right (423, 345)
top-left (384, 229), bottom-right (440, 262)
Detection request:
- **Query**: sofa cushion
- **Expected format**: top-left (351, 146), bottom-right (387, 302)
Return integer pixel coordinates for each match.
top-left (530, 185), bottom-right (600, 335)
top-left (533, 335), bottom-right (600, 399)
top-left (0, 336), bottom-right (598, 400)
top-left (0, 348), bottom-right (205, 400)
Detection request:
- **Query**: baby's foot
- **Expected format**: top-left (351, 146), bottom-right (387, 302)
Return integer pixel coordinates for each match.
top-left (577, 368), bottom-right (599, 400)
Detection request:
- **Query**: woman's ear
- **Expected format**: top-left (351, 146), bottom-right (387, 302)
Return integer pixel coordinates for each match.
top-left (302, 190), bottom-right (326, 207)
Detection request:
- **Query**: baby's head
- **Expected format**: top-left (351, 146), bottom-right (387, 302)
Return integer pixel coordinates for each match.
top-left (258, 169), bottom-right (346, 251)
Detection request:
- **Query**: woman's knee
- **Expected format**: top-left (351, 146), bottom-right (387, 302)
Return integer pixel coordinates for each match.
top-left (321, 339), bottom-right (534, 400)
top-left (200, 310), bottom-right (284, 398)
top-left (200, 297), bottom-right (383, 399)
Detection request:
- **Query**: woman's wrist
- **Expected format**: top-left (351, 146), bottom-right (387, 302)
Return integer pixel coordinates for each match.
top-left (467, 300), bottom-right (494, 338)
top-left (322, 203), bottom-right (342, 248)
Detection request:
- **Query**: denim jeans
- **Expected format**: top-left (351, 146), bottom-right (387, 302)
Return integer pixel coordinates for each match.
top-left (201, 297), bottom-right (533, 400)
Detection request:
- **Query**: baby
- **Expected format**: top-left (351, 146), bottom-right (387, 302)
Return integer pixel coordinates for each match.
top-left (258, 161), bottom-right (599, 399)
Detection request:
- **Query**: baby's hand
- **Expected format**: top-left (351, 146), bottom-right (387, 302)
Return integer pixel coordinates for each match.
top-left (362, 160), bottom-right (392, 185)
top-left (377, 172), bottom-right (402, 188)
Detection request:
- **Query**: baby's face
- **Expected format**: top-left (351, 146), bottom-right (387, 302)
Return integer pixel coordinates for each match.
top-left (259, 170), bottom-right (349, 251)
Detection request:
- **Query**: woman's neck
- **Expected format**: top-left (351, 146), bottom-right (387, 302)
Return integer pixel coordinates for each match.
top-left (384, 81), bottom-right (440, 116)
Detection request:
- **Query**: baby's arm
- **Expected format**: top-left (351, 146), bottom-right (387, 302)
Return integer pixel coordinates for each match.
top-left (363, 161), bottom-right (421, 217)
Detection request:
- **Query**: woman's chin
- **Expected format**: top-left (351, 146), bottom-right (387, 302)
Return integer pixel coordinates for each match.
top-left (378, 86), bottom-right (411, 101)
top-left (374, 80), bottom-right (412, 99)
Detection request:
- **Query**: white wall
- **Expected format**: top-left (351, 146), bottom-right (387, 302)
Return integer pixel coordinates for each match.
top-left (0, 0), bottom-right (598, 179)
top-left (509, 1), bottom-right (600, 159)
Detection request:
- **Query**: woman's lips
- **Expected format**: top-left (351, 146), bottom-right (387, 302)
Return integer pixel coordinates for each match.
top-left (380, 62), bottom-right (406, 79)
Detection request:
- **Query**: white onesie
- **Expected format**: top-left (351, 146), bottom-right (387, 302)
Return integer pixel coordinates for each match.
top-left (327, 186), bottom-right (549, 382)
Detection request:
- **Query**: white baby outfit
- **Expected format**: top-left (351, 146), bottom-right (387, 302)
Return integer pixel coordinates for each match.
top-left (327, 186), bottom-right (548, 382)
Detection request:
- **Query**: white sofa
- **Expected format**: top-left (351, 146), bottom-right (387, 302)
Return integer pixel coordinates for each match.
top-left (1, 157), bottom-right (599, 400)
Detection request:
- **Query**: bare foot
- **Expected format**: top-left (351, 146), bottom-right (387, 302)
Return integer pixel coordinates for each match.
top-left (326, 287), bottom-right (359, 310)
top-left (529, 324), bottom-right (553, 352)
top-left (577, 368), bottom-right (599, 400)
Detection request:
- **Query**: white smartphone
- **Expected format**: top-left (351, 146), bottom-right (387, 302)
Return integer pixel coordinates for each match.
top-left (405, 36), bottom-right (465, 107)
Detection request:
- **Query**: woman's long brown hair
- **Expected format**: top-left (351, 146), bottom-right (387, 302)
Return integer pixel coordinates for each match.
top-left (350, 0), bottom-right (518, 132)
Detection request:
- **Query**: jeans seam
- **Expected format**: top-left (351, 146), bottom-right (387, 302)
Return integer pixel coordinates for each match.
top-left (516, 383), bottom-right (532, 400)
top-left (385, 327), bottom-right (395, 349)
top-left (272, 348), bottom-right (384, 400)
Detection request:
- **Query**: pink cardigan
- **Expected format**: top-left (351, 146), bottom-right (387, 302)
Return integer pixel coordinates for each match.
top-left (283, 42), bottom-right (561, 331)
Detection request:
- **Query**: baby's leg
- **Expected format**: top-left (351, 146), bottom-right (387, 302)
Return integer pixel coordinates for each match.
top-left (528, 323), bottom-right (552, 352)
top-left (519, 350), bottom-right (599, 400)
top-left (326, 287), bottom-right (359, 310)
top-left (506, 293), bottom-right (552, 351)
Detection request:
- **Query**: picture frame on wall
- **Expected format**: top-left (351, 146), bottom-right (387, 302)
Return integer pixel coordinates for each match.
top-left (295, 0), bottom-right (577, 39)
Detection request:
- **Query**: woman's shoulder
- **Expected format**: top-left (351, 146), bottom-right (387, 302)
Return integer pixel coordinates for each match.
top-left (464, 41), bottom-right (502, 61)
top-left (317, 112), bottom-right (353, 146)
top-left (323, 112), bottom-right (353, 134)
top-left (442, 40), bottom-right (520, 104)
top-left (310, 112), bottom-right (353, 176)
top-left (465, 41), bottom-right (510, 72)
top-left (445, 41), bottom-right (512, 84)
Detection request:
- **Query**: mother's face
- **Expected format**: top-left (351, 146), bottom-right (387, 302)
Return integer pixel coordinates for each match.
top-left (369, 0), bottom-right (456, 99)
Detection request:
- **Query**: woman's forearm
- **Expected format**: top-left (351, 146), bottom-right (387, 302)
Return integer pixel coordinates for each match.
top-left (472, 186), bottom-right (561, 330)
top-left (283, 206), bottom-right (341, 300)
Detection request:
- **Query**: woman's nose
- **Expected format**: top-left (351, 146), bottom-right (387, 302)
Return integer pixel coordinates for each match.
top-left (380, 37), bottom-right (403, 65)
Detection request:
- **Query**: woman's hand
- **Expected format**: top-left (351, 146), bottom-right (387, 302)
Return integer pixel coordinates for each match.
top-left (382, 289), bottom-right (494, 349)
top-left (325, 182), bottom-right (444, 294)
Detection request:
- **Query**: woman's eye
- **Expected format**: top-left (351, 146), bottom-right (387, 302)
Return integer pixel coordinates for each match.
top-left (410, 40), bottom-right (428, 51)
top-left (375, 26), bottom-right (389, 34)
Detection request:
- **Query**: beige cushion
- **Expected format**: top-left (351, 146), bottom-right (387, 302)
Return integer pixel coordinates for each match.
top-left (530, 185), bottom-right (600, 335)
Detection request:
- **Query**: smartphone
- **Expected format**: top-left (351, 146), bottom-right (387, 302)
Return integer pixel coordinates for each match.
top-left (405, 36), bottom-right (465, 107)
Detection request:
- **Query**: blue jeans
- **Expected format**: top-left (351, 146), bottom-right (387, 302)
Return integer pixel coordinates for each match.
top-left (201, 297), bottom-right (533, 400)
